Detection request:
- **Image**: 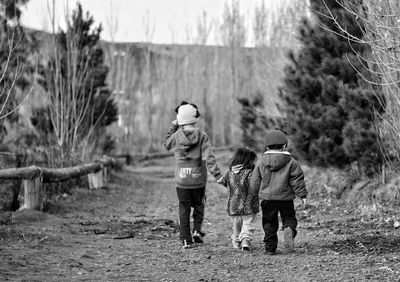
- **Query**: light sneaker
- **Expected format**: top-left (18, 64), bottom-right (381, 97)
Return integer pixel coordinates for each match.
top-left (232, 240), bottom-right (241, 249)
top-left (182, 240), bottom-right (194, 249)
top-left (241, 239), bottom-right (251, 251)
top-left (283, 227), bottom-right (294, 253)
top-left (193, 231), bottom-right (205, 243)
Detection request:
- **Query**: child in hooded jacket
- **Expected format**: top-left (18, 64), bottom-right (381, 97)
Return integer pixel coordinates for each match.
top-left (218, 147), bottom-right (259, 251)
top-left (162, 101), bottom-right (222, 249)
top-left (248, 129), bottom-right (308, 255)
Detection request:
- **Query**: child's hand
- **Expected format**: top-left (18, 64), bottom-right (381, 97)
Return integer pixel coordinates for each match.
top-left (301, 198), bottom-right (308, 209)
top-left (172, 119), bottom-right (178, 126)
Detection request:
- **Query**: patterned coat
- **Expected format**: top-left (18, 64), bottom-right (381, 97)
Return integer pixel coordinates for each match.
top-left (219, 165), bottom-right (259, 216)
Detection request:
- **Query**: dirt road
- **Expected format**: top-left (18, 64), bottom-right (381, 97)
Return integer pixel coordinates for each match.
top-left (1, 155), bottom-right (400, 281)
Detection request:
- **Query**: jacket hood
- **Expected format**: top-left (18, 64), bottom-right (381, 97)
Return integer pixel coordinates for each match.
top-left (231, 165), bottom-right (243, 174)
top-left (176, 128), bottom-right (201, 151)
top-left (261, 151), bottom-right (291, 171)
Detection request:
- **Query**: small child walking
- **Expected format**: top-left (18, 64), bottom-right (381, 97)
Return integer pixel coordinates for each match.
top-left (218, 147), bottom-right (259, 251)
top-left (249, 130), bottom-right (308, 255)
top-left (162, 101), bottom-right (223, 249)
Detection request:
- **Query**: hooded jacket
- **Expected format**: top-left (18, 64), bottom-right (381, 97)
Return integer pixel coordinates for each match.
top-left (162, 124), bottom-right (222, 189)
top-left (249, 151), bottom-right (307, 201)
top-left (219, 165), bottom-right (259, 216)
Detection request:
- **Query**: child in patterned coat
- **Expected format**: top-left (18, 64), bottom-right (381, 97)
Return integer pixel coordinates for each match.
top-left (218, 147), bottom-right (259, 251)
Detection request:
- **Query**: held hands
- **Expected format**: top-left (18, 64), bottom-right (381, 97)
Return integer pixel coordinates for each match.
top-left (301, 198), bottom-right (308, 209)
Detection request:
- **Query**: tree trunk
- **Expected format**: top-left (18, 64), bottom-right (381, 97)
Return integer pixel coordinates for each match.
top-left (87, 170), bottom-right (104, 189)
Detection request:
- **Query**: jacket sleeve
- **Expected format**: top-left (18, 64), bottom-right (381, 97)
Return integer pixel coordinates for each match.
top-left (201, 133), bottom-right (222, 180)
top-left (162, 124), bottom-right (179, 151)
top-left (249, 163), bottom-right (262, 198)
top-left (246, 170), bottom-right (260, 212)
top-left (218, 171), bottom-right (229, 187)
top-left (289, 160), bottom-right (308, 199)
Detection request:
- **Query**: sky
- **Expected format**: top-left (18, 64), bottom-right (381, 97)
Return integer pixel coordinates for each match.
top-left (20, 0), bottom-right (281, 45)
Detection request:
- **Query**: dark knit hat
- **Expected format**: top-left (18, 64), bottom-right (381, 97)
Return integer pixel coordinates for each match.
top-left (264, 130), bottom-right (288, 147)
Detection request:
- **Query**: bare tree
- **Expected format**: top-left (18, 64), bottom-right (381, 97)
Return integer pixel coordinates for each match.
top-left (251, 0), bottom-right (309, 117)
top-left (45, 1), bottom-right (109, 160)
top-left (104, 2), bottom-right (138, 152)
top-left (195, 11), bottom-right (214, 136)
top-left (253, 0), bottom-right (269, 47)
top-left (219, 0), bottom-right (247, 145)
top-left (105, 0), bottom-right (118, 43)
top-left (45, 0), bottom-right (89, 158)
top-left (253, 0), bottom-right (309, 48)
top-left (321, 0), bottom-right (400, 167)
top-left (195, 11), bottom-right (214, 45)
top-left (142, 10), bottom-right (156, 152)
top-left (0, 3), bottom-right (36, 121)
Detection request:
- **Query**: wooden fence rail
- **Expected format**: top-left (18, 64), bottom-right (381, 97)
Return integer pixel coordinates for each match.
top-left (1, 147), bottom-right (231, 212)
top-left (0, 157), bottom-right (118, 211)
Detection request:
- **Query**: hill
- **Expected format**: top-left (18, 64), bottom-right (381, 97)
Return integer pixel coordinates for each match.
top-left (102, 41), bottom-right (289, 153)
top-left (23, 28), bottom-right (290, 153)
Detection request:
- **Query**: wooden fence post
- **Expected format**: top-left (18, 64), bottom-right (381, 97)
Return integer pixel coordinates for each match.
top-left (103, 166), bottom-right (110, 182)
top-left (20, 177), bottom-right (43, 211)
top-left (87, 170), bottom-right (104, 189)
top-left (0, 157), bottom-right (116, 212)
top-left (0, 152), bottom-right (23, 211)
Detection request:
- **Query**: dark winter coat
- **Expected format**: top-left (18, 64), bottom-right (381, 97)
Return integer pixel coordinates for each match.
top-left (249, 151), bottom-right (307, 201)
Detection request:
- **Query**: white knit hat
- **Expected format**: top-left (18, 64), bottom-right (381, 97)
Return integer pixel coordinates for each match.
top-left (177, 104), bottom-right (199, 125)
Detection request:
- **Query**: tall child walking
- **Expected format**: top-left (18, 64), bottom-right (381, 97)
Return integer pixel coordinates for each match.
top-left (218, 147), bottom-right (259, 251)
top-left (162, 101), bottom-right (223, 249)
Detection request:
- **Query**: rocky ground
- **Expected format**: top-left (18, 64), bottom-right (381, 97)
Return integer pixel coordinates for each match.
top-left (1, 152), bottom-right (400, 281)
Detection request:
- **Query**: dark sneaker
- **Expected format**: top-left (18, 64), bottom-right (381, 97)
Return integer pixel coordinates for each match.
top-left (241, 239), bottom-right (251, 251)
top-left (193, 231), bottom-right (205, 243)
top-left (283, 227), bottom-right (294, 253)
top-left (265, 250), bottom-right (276, 255)
top-left (182, 240), bottom-right (194, 249)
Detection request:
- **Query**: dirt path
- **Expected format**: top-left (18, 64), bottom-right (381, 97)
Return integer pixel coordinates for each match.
top-left (1, 155), bottom-right (400, 281)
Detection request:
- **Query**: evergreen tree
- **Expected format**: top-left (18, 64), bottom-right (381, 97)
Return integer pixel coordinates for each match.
top-left (238, 93), bottom-right (286, 152)
top-left (238, 95), bottom-right (265, 151)
top-left (280, 0), bottom-right (384, 175)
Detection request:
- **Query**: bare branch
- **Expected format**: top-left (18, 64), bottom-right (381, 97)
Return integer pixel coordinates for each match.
top-left (320, 0), bottom-right (400, 164)
top-left (0, 16), bottom-right (36, 121)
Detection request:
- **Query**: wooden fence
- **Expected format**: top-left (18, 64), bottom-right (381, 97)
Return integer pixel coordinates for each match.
top-left (0, 156), bottom-right (119, 211)
top-left (0, 147), bottom-right (232, 212)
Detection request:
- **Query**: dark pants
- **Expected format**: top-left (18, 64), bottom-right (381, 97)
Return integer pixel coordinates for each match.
top-left (176, 187), bottom-right (206, 242)
top-left (261, 200), bottom-right (297, 252)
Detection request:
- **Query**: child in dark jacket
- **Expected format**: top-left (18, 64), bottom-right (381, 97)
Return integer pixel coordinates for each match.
top-left (218, 147), bottom-right (259, 251)
top-left (248, 130), bottom-right (308, 255)
top-left (162, 101), bottom-right (222, 249)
